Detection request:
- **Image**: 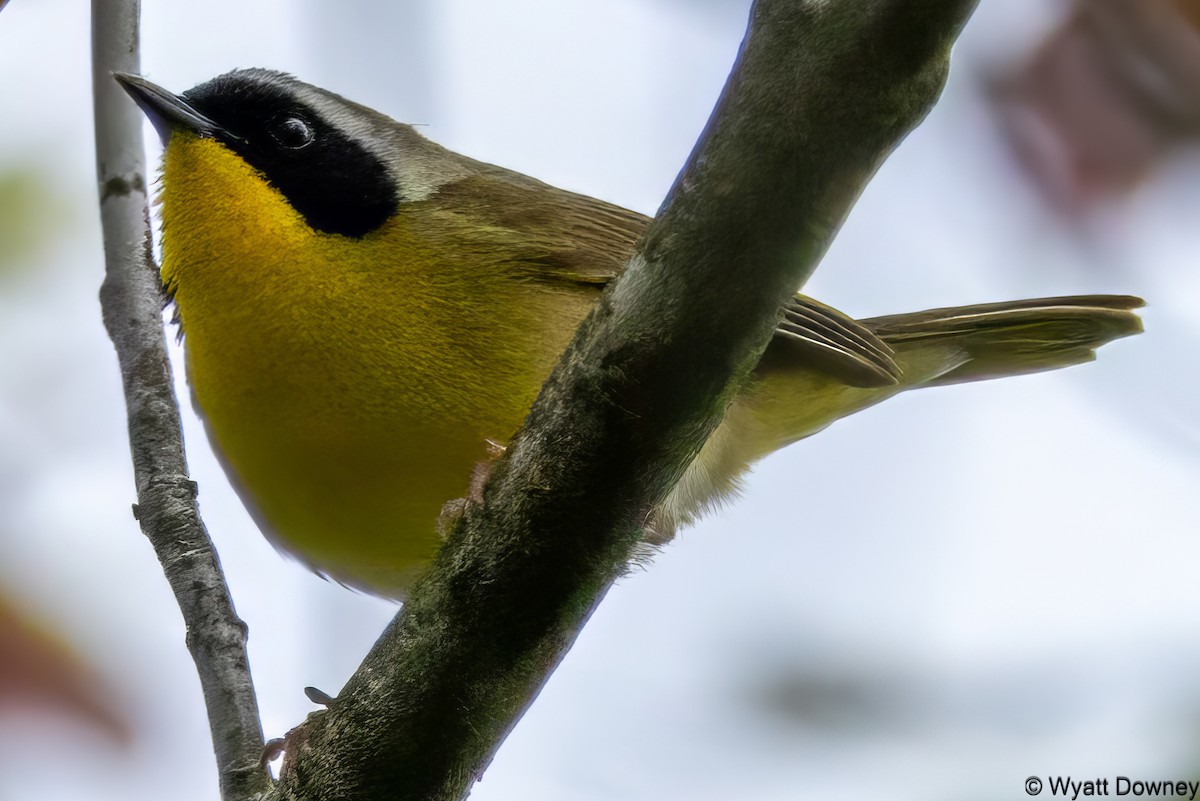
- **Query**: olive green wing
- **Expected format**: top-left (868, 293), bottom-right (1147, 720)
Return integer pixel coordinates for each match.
top-left (427, 171), bottom-right (647, 287)
top-left (434, 172), bottom-right (906, 387)
top-left (771, 295), bottom-right (902, 388)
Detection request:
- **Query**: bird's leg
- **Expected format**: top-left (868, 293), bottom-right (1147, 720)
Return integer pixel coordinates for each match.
top-left (437, 438), bottom-right (509, 538)
top-left (260, 688), bottom-right (334, 771)
top-left (471, 438), bottom-right (508, 501)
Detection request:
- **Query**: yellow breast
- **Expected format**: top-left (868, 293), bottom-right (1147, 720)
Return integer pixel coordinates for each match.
top-left (160, 134), bottom-right (593, 596)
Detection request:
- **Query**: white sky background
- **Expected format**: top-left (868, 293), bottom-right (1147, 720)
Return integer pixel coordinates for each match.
top-left (0, 1), bottom-right (1198, 799)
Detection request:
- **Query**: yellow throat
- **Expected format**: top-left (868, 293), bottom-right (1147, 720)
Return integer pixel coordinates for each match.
top-left (161, 133), bottom-right (595, 594)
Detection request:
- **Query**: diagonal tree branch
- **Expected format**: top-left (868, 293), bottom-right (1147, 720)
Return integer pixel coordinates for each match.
top-left (90, 2), bottom-right (270, 799)
top-left (274, 1), bottom-right (979, 799)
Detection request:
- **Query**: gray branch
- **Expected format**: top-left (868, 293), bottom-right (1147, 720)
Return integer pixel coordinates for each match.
top-left (272, 1), bottom-right (978, 799)
top-left (90, 2), bottom-right (271, 799)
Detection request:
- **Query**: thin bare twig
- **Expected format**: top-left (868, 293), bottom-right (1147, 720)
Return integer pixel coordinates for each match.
top-left (274, 1), bottom-right (979, 799)
top-left (90, 2), bottom-right (270, 799)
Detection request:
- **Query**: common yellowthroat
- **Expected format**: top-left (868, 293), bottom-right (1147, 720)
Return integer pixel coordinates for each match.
top-left (115, 69), bottom-right (1143, 600)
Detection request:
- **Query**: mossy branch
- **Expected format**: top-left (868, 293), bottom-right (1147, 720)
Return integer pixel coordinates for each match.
top-left (272, 1), bottom-right (978, 799)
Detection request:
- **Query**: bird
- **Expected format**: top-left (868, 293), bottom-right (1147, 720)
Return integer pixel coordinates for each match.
top-left (115, 69), bottom-right (1143, 600)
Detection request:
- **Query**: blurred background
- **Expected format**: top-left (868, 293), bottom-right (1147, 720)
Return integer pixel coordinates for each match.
top-left (1, 1), bottom-right (1197, 799)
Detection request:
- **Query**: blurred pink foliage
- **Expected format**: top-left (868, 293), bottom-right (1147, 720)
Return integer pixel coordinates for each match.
top-left (0, 592), bottom-right (130, 744)
top-left (990, 0), bottom-right (1200, 212)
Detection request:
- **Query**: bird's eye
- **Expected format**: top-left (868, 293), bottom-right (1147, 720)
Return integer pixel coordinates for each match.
top-left (267, 114), bottom-right (315, 149)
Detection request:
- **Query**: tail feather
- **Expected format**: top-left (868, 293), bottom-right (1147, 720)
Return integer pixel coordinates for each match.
top-left (863, 295), bottom-right (1144, 386)
top-left (653, 293), bottom-right (1143, 541)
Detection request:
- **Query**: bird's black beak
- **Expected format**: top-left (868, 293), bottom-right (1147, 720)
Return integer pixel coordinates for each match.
top-left (113, 73), bottom-right (223, 145)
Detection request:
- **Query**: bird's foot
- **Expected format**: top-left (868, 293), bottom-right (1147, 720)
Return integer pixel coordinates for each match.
top-left (259, 687), bottom-right (335, 771)
top-left (437, 438), bottom-right (509, 539)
